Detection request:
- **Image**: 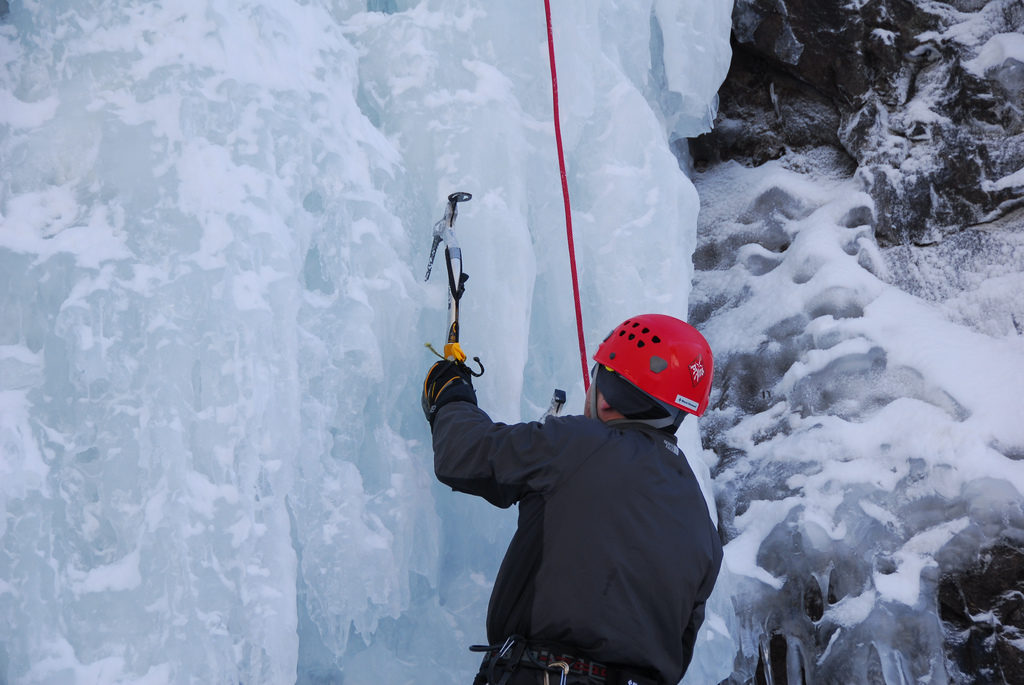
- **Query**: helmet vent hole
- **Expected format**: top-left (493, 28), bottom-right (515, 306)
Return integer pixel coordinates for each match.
top-left (632, 322), bottom-right (640, 328)
top-left (651, 336), bottom-right (661, 344)
top-left (618, 331), bottom-right (625, 336)
top-left (637, 340), bottom-right (645, 348)
top-left (642, 328), bottom-right (650, 334)
top-left (628, 334), bottom-right (636, 340)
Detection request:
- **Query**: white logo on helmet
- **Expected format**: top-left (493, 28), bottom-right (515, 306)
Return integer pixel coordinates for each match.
top-left (689, 358), bottom-right (705, 385)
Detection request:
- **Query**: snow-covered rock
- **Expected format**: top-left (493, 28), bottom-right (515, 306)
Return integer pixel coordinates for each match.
top-left (694, 0), bottom-right (1024, 245)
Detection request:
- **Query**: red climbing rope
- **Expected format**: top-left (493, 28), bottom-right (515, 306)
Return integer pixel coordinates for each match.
top-left (543, 0), bottom-right (590, 392)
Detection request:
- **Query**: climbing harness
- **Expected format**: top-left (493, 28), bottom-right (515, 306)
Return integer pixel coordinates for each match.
top-left (425, 191), bottom-right (484, 376)
top-left (470, 635), bottom-right (661, 684)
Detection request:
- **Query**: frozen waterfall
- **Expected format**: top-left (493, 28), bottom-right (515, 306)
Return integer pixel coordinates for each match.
top-left (0, 1), bottom-right (733, 683)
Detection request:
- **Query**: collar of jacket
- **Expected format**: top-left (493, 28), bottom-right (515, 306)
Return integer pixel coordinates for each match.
top-left (603, 418), bottom-right (679, 443)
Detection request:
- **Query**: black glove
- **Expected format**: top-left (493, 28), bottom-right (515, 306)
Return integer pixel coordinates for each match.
top-left (422, 360), bottom-right (477, 427)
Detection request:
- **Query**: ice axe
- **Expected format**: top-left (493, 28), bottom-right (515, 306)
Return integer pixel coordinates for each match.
top-left (424, 192), bottom-right (564, 419)
top-left (425, 192), bottom-right (484, 375)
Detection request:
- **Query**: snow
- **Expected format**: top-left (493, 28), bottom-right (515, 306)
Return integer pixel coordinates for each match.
top-left (964, 32), bottom-right (1024, 76)
top-left (70, 550), bottom-right (143, 595)
top-left (1, 0), bottom-right (1022, 684)
top-left (986, 165), bottom-right (1024, 193)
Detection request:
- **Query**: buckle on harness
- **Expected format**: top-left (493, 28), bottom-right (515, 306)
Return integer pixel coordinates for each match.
top-left (497, 635), bottom-right (516, 660)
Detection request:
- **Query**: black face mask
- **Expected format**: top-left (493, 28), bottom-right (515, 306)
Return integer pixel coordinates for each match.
top-left (593, 365), bottom-right (670, 420)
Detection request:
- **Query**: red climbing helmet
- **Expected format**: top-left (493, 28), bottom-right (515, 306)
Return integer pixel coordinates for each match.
top-left (593, 314), bottom-right (714, 417)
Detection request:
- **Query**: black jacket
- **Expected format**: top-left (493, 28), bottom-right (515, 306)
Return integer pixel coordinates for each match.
top-left (432, 401), bottom-right (723, 684)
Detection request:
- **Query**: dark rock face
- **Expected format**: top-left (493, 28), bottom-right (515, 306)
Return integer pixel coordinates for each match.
top-left (940, 542), bottom-right (1024, 684)
top-left (691, 0), bottom-right (1024, 245)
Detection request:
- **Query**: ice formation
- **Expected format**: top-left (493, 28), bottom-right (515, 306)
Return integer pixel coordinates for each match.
top-left (0, 1), bottom-right (732, 683)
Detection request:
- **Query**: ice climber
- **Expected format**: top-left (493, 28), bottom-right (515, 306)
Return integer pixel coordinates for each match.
top-left (421, 314), bottom-right (723, 685)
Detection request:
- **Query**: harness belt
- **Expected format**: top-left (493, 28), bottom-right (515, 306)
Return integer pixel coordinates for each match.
top-left (470, 636), bottom-right (662, 685)
top-left (530, 647), bottom-right (608, 681)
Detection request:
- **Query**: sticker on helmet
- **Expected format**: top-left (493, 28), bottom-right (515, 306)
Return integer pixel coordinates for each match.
top-left (675, 394), bottom-right (699, 411)
top-left (689, 357), bottom-right (705, 385)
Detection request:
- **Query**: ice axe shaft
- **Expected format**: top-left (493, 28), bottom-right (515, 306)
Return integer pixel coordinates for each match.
top-left (425, 192), bottom-right (482, 374)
